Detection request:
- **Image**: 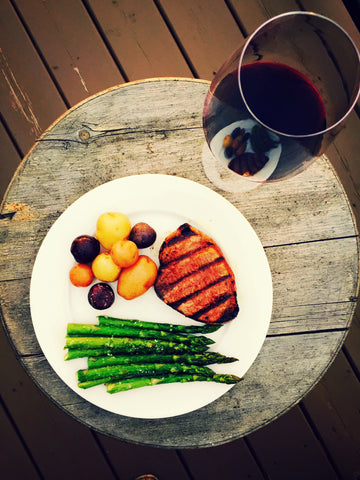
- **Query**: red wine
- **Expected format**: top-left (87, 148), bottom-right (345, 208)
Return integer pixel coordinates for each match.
top-left (240, 62), bottom-right (326, 135)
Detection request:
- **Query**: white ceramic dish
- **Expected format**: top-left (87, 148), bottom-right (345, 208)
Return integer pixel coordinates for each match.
top-left (30, 174), bottom-right (272, 419)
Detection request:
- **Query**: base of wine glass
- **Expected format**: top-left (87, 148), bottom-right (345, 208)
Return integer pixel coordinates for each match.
top-left (201, 142), bottom-right (262, 193)
top-left (201, 120), bottom-right (282, 193)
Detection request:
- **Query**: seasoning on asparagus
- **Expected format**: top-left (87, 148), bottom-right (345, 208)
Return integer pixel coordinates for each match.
top-left (66, 323), bottom-right (214, 346)
top-left (106, 373), bottom-right (243, 394)
top-left (65, 336), bottom-right (209, 354)
top-left (77, 363), bottom-right (215, 387)
top-left (86, 352), bottom-right (238, 369)
top-left (97, 315), bottom-right (222, 334)
top-left (65, 348), bottom-right (108, 361)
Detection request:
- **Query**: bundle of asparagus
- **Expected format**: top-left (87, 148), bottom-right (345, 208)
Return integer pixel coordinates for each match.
top-left (64, 315), bottom-right (242, 393)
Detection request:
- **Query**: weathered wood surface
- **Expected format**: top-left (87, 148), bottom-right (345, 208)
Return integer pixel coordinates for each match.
top-left (0, 78), bottom-right (358, 448)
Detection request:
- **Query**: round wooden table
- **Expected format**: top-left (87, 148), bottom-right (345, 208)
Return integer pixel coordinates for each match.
top-left (0, 78), bottom-right (358, 448)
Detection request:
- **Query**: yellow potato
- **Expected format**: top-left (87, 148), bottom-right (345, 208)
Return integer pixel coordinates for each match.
top-left (92, 252), bottom-right (121, 282)
top-left (96, 212), bottom-right (131, 250)
top-left (117, 255), bottom-right (158, 300)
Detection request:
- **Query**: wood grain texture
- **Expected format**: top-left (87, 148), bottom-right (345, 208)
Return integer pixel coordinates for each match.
top-left (87, 0), bottom-right (192, 79)
top-left (158, 0), bottom-right (243, 79)
top-left (247, 407), bottom-right (339, 480)
top-left (0, 119), bottom-right (22, 201)
top-left (302, 350), bottom-right (360, 479)
top-left (0, 1), bottom-right (66, 155)
top-left (0, 398), bottom-right (40, 480)
top-left (179, 438), bottom-right (266, 479)
top-left (13, 0), bottom-right (124, 105)
top-left (96, 436), bottom-right (192, 480)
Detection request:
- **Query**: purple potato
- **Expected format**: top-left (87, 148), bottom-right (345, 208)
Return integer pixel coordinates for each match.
top-left (88, 283), bottom-right (114, 310)
top-left (71, 235), bottom-right (100, 264)
top-left (129, 222), bottom-right (156, 249)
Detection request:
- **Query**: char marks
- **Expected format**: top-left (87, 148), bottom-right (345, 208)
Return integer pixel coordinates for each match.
top-left (155, 223), bottom-right (239, 324)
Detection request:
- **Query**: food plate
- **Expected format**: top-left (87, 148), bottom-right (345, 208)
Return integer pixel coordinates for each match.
top-left (30, 174), bottom-right (272, 419)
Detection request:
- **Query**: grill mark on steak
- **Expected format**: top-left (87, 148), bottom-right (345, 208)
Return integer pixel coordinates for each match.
top-left (165, 223), bottom-right (196, 244)
top-left (159, 236), bottom-right (212, 266)
top-left (166, 274), bottom-right (231, 308)
top-left (172, 276), bottom-right (236, 316)
top-left (161, 244), bottom-right (214, 268)
top-left (193, 293), bottom-right (232, 316)
top-left (196, 296), bottom-right (239, 323)
top-left (155, 247), bottom-right (225, 290)
top-left (155, 223), bottom-right (239, 324)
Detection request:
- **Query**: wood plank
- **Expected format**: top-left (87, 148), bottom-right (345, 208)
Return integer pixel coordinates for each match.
top-left (299, 0), bottom-right (360, 51)
top-left (0, 324), bottom-right (116, 480)
top-left (13, 0), bottom-right (124, 105)
top-left (228, 0), bottom-right (299, 35)
top-left (0, 398), bottom-right (40, 480)
top-left (0, 0), bottom-right (66, 155)
top-left (266, 238), bottom-right (358, 328)
top-left (230, 0), bottom-right (360, 51)
top-left (247, 407), bottom-right (339, 479)
top-left (269, 302), bottom-right (356, 336)
top-left (97, 435), bottom-right (192, 480)
top-left (0, 279), bottom-right (41, 355)
top-left (158, 0), bottom-right (243, 80)
top-left (0, 229), bottom-right (357, 345)
top-left (86, 0), bottom-right (192, 79)
top-left (179, 439), bottom-right (266, 479)
top-left (328, 112), bottom-right (360, 227)
top-left (302, 350), bottom-right (360, 479)
top-left (0, 120), bottom-right (22, 201)
top-left (344, 305), bottom-right (360, 376)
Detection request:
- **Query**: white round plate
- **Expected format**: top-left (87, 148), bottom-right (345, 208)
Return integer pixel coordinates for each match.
top-left (30, 174), bottom-right (272, 419)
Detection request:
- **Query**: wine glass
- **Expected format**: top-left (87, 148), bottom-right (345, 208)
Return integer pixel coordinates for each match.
top-left (202, 11), bottom-right (360, 192)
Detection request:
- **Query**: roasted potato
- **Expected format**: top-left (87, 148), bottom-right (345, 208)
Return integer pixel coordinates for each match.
top-left (92, 252), bottom-right (121, 282)
top-left (117, 255), bottom-right (157, 300)
top-left (129, 222), bottom-right (157, 249)
top-left (88, 283), bottom-right (115, 310)
top-left (96, 212), bottom-right (131, 250)
top-left (110, 239), bottom-right (139, 268)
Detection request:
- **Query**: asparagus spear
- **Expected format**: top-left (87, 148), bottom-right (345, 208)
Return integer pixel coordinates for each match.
top-left (65, 348), bottom-right (106, 360)
top-left (78, 378), bottom-right (110, 389)
top-left (87, 352), bottom-right (238, 368)
top-left (66, 323), bottom-right (214, 346)
top-left (106, 373), bottom-right (243, 394)
top-left (98, 315), bottom-right (222, 334)
top-left (77, 363), bottom-right (214, 383)
top-left (65, 336), bottom-right (209, 354)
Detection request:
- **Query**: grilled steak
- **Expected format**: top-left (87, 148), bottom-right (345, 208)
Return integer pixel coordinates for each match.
top-left (154, 223), bottom-right (239, 323)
